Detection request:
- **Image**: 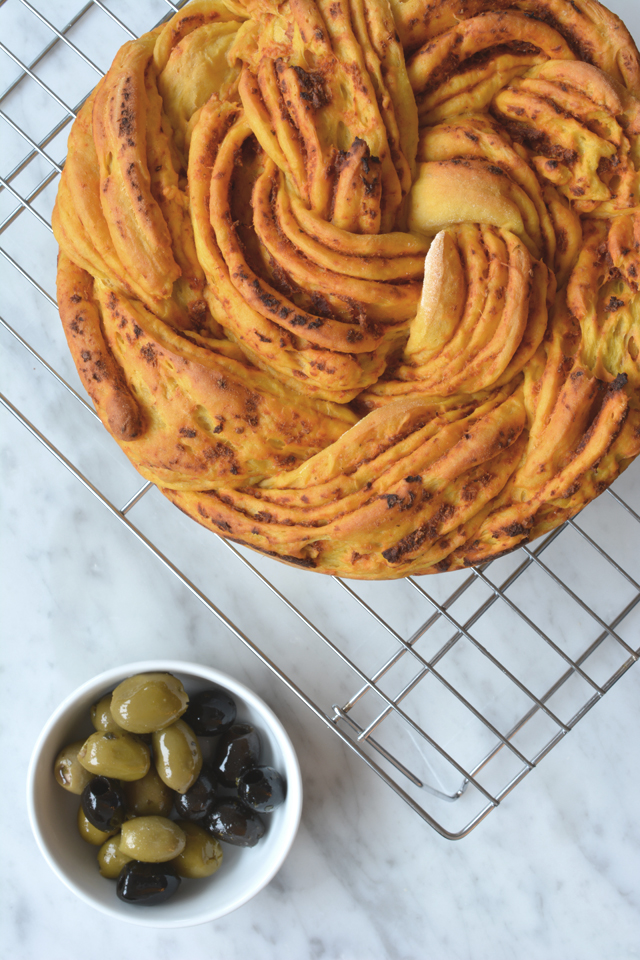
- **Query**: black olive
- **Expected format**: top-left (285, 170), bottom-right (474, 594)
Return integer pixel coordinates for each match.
top-left (81, 776), bottom-right (125, 832)
top-left (116, 861), bottom-right (181, 906)
top-left (213, 723), bottom-right (260, 788)
top-left (183, 686), bottom-right (237, 736)
top-left (173, 766), bottom-right (218, 823)
top-left (205, 798), bottom-right (266, 847)
top-left (237, 766), bottom-right (286, 812)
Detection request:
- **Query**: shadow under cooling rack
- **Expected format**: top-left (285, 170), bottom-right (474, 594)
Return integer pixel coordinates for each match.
top-left (1, 0), bottom-right (639, 839)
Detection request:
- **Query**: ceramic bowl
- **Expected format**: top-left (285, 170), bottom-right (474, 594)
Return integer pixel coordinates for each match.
top-left (27, 660), bottom-right (302, 927)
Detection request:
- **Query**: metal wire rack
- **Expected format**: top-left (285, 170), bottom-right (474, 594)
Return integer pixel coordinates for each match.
top-left (1, 0), bottom-right (639, 840)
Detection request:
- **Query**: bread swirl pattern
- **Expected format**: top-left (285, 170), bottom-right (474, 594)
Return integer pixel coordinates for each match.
top-left (54, 0), bottom-right (640, 577)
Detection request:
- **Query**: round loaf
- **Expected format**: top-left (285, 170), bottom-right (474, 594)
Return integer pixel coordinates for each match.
top-left (53, 0), bottom-right (640, 578)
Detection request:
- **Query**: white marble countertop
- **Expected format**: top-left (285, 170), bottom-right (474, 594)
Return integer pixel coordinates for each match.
top-left (1, 0), bottom-right (640, 957)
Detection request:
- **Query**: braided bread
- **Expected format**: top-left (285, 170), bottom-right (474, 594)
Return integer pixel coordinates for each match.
top-left (54, 0), bottom-right (640, 578)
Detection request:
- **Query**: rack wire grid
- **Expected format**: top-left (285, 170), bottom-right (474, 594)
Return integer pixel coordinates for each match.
top-left (1, 0), bottom-right (639, 841)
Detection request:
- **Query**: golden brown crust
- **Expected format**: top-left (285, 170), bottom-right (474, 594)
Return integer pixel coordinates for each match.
top-left (391, 0), bottom-right (640, 92)
top-left (53, 0), bottom-right (640, 578)
top-left (57, 254), bottom-right (143, 441)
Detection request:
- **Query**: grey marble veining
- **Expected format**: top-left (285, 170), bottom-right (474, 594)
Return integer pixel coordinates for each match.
top-left (2, 339), bottom-right (640, 960)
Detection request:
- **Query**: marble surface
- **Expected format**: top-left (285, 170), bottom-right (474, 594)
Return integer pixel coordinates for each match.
top-left (1, 0), bottom-right (640, 957)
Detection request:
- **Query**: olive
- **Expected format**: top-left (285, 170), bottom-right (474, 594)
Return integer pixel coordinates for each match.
top-left (183, 686), bottom-right (237, 736)
top-left (77, 805), bottom-right (117, 846)
top-left (173, 766), bottom-right (218, 823)
top-left (111, 673), bottom-right (188, 734)
top-left (172, 821), bottom-right (223, 879)
top-left (90, 694), bottom-right (122, 732)
top-left (81, 776), bottom-right (126, 832)
top-left (77, 730), bottom-right (150, 781)
top-left (205, 798), bottom-right (265, 847)
top-left (214, 723), bottom-right (260, 788)
top-left (97, 836), bottom-right (132, 879)
top-left (54, 741), bottom-right (95, 795)
top-left (237, 766), bottom-right (286, 812)
top-left (119, 816), bottom-right (186, 863)
top-left (152, 719), bottom-right (202, 794)
top-left (197, 736), bottom-right (219, 766)
top-left (122, 767), bottom-right (173, 817)
top-left (116, 861), bottom-right (181, 906)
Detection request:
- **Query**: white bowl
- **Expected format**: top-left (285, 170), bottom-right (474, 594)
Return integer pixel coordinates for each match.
top-left (27, 660), bottom-right (303, 927)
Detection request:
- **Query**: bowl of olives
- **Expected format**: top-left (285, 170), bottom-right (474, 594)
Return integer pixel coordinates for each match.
top-left (27, 661), bottom-right (302, 927)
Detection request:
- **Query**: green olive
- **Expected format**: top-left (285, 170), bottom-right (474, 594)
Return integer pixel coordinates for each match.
top-left (152, 719), bottom-right (202, 794)
top-left (122, 767), bottom-right (174, 817)
top-left (77, 730), bottom-right (150, 781)
top-left (172, 821), bottom-right (223, 879)
top-left (77, 805), bottom-right (117, 845)
top-left (110, 673), bottom-right (189, 734)
top-left (97, 835), bottom-right (132, 878)
top-left (54, 741), bottom-right (95, 795)
top-left (90, 694), bottom-right (122, 732)
top-left (119, 816), bottom-right (186, 863)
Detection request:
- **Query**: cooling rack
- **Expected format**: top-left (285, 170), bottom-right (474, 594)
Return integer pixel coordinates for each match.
top-left (1, 0), bottom-right (639, 840)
